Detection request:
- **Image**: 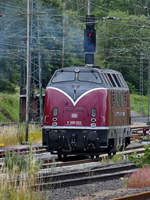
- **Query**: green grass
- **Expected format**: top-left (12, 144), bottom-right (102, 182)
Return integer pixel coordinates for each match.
top-left (130, 94), bottom-right (148, 115)
top-left (0, 124), bottom-right (42, 146)
top-left (0, 146), bottom-right (45, 200)
top-left (0, 91), bottom-right (19, 122)
top-left (0, 90), bottom-right (42, 146)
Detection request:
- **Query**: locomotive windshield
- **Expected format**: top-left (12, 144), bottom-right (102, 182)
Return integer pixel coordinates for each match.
top-left (52, 71), bottom-right (74, 83)
top-left (51, 70), bottom-right (102, 84)
top-left (79, 71), bottom-right (102, 84)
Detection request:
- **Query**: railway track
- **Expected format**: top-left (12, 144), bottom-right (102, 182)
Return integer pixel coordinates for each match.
top-left (34, 161), bottom-right (137, 189)
top-left (0, 142), bottom-right (149, 197)
top-left (0, 146), bottom-right (142, 192)
top-left (0, 144), bottom-right (47, 158)
top-left (0, 143), bottom-right (146, 169)
top-left (32, 146), bottom-right (145, 189)
top-left (40, 145), bottom-right (145, 169)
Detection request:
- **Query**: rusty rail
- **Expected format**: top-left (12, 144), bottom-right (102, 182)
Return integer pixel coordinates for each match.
top-left (112, 191), bottom-right (150, 200)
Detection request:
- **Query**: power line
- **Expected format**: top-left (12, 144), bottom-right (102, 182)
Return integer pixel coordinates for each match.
top-left (0, 2), bottom-right (26, 11)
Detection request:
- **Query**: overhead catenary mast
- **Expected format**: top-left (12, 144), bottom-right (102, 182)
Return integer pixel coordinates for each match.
top-left (25, 0), bottom-right (30, 143)
top-left (37, 0), bottom-right (43, 125)
top-left (20, 0), bottom-right (46, 126)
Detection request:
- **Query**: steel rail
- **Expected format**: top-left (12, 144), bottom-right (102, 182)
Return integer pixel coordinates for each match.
top-left (112, 191), bottom-right (150, 200)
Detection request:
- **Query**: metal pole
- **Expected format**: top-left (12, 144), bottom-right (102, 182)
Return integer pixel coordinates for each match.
top-left (62, 0), bottom-right (65, 68)
top-left (87, 0), bottom-right (90, 15)
top-left (25, 0), bottom-right (30, 143)
top-left (139, 51), bottom-right (144, 114)
top-left (147, 55), bottom-right (150, 124)
top-left (37, 0), bottom-right (43, 124)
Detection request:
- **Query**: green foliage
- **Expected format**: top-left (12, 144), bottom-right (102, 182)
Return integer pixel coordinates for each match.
top-left (130, 94), bottom-right (148, 115)
top-left (1, 0), bottom-right (150, 95)
top-left (0, 92), bottom-right (19, 122)
top-left (4, 150), bottom-right (28, 172)
top-left (0, 80), bottom-right (16, 93)
top-left (129, 145), bottom-right (150, 167)
top-left (17, 123), bottom-right (26, 144)
top-left (127, 82), bottom-right (137, 94)
top-left (41, 0), bottom-right (62, 8)
top-left (96, 10), bottom-right (149, 95)
top-left (29, 128), bottom-right (42, 144)
top-left (112, 154), bottom-right (124, 162)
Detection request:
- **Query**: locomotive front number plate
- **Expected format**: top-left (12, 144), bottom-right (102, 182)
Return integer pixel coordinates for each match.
top-left (71, 113), bottom-right (78, 118)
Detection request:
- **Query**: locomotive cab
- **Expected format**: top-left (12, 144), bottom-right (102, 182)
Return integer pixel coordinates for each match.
top-left (42, 66), bottom-right (131, 159)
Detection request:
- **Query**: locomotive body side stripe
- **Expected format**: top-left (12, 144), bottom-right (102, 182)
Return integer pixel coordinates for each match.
top-left (46, 86), bottom-right (106, 106)
top-left (43, 125), bottom-right (130, 130)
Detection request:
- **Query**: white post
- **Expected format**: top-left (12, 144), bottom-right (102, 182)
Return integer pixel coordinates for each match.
top-left (87, 0), bottom-right (90, 15)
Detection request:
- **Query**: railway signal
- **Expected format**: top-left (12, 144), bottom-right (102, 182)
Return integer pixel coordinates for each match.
top-left (143, 128), bottom-right (150, 135)
top-left (84, 15), bottom-right (96, 65)
top-left (84, 29), bottom-right (96, 52)
top-left (84, 15), bottom-right (96, 53)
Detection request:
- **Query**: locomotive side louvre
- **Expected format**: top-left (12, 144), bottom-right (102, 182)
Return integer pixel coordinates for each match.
top-left (107, 89), bottom-right (131, 150)
top-left (105, 71), bottom-right (131, 151)
top-left (42, 66), bottom-right (131, 157)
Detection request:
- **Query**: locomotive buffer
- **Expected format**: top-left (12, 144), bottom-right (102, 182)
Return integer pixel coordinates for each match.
top-left (84, 15), bottom-right (96, 66)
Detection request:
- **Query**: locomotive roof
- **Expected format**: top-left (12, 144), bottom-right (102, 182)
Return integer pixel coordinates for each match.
top-left (57, 66), bottom-right (121, 74)
top-left (49, 66), bottom-right (128, 89)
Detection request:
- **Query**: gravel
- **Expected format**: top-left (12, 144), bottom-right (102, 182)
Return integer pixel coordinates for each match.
top-left (44, 178), bottom-right (123, 200)
top-left (41, 177), bottom-right (150, 200)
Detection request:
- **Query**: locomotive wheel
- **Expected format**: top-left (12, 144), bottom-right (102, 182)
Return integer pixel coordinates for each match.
top-left (108, 152), bottom-right (112, 159)
top-left (96, 155), bottom-right (101, 161)
top-left (90, 155), bottom-right (95, 160)
top-left (90, 155), bottom-right (100, 160)
top-left (108, 151), bottom-right (116, 159)
top-left (58, 153), bottom-right (67, 161)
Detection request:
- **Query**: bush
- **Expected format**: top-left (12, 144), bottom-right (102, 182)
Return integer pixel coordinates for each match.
top-left (129, 145), bottom-right (150, 167)
top-left (127, 145), bottom-right (150, 188)
top-left (127, 166), bottom-right (150, 188)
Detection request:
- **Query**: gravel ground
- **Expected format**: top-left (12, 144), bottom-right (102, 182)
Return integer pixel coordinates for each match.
top-left (43, 178), bottom-right (150, 200)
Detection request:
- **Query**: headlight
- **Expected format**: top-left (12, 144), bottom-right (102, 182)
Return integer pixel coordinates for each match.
top-left (91, 108), bottom-right (96, 117)
top-left (53, 107), bottom-right (58, 117)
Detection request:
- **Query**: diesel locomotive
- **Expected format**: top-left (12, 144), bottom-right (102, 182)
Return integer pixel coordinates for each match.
top-left (42, 66), bottom-right (131, 159)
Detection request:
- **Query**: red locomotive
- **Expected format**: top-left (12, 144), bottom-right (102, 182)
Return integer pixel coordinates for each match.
top-left (42, 66), bottom-right (131, 159)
